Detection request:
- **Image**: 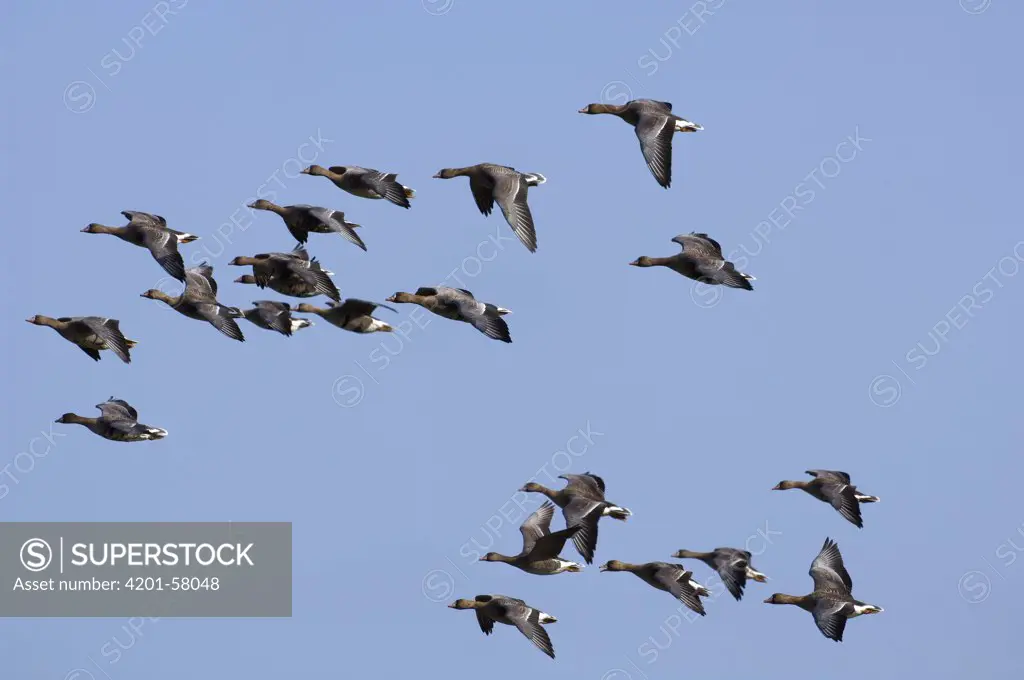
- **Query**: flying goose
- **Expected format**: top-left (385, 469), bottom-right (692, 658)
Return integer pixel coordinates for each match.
top-left (480, 502), bottom-right (584, 575)
top-left (763, 538), bottom-right (883, 642)
top-left (27, 315), bottom-right (136, 364)
top-left (229, 247), bottom-right (340, 303)
top-left (578, 99), bottom-right (702, 188)
top-left (598, 561), bottom-right (707, 616)
top-left (247, 199), bottom-right (365, 250)
top-left (385, 287), bottom-right (511, 342)
top-left (630, 232), bottom-right (755, 290)
top-left (301, 165), bottom-right (414, 208)
top-left (448, 595), bottom-right (557, 659)
top-left (240, 301), bottom-right (312, 336)
top-left (433, 163), bottom-right (545, 253)
top-left (82, 210), bottom-right (199, 281)
top-left (140, 264), bottom-right (245, 341)
top-left (519, 472), bottom-right (631, 564)
top-left (295, 299), bottom-right (396, 334)
top-left (772, 470), bottom-right (880, 528)
top-left (671, 547), bottom-right (769, 601)
top-left (55, 398), bottom-right (167, 442)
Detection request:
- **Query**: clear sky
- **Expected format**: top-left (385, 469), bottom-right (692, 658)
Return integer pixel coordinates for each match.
top-left (3, 1), bottom-right (1023, 678)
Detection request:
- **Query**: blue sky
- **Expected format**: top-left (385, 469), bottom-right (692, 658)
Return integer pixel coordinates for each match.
top-left (3, 1), bottom-right (1023, 678)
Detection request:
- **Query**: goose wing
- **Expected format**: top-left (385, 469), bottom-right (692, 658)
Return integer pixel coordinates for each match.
top-left (96, 398), bottom-right (138, 422)
top-left (78, 317), bottom-right (131, 364)
top-left (491, 171), bottom-right (537, 252)
top-left (140, 226), bottom-right (186, 281)
top-left (519, 501), bottom-right (555, 554)
top-left (635, 112), bottom-right (675, 188)
top-left (809, 538), bottom-right (853, 594)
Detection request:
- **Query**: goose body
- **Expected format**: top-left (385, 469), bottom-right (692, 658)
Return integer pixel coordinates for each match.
top-left (578, 99), bottom-right (702, 188)
top-left (55, 398), bottom-right (167, 442)
top-left (386, 286), bottom-right (512, 342)
top-left (248, 199), bottom-right (365, 250)
top-left (672, 547), bottom-right (769, 601)
top-left (519, 472), bottom-right (631, 564)
top-left (240, 301), bottom-right (312, 336)
top-left (141, 264), bottom-right (245, 341)
top-left (630, 232), bottom-right (754, 290)
top-left (480, 502), bottom-right (584, 575)
top-left (230, 246), bottom-right (340, 302)
top-left (599, 560), bottom-right (707, 616)
top-left (764, 538), bottom-right (883, 642)
top-left (27, 315), bottom-right (136, 363)
top-left (433, 163), bottom-right (545, 253)
top-left (448, 594), bottom-right (557, 659)
top-left (82, 210), bottom-right (199, 281)
top-left (295, 299), bottom-right (396, 334)
top-left (301, 165), bottom-right (414, 208)
top-left (773, 470), bottom-right (879, 528)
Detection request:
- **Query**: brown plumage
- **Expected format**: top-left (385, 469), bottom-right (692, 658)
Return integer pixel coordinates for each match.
top-left (763, 537), bottom-right (883, 642)
top-left (27, 315), bottom-right (136, 363)
top-left (578, 99), bottom-right (702, 188)
top-left (433, 164), bottom-right (545, 253)
top-left (772, 470), bottom-right (880, 528)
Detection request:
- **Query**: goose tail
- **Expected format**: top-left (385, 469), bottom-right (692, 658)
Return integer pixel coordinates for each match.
top-left (855, 493), bottom-right (880, 503)
top-left (605, 505), bottom-right (632, 521)
top-left (523, 172), bottom-right (547, 186)
top-left (719, 267), bottom-right (755, 291)
top-left (403, 186), bottom-right (416, 198)
top-left (674, 118), bottom-right (703, 132)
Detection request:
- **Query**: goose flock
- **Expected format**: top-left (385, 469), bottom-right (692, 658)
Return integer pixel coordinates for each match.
top-left (28, 97), bottom-right (882, 660)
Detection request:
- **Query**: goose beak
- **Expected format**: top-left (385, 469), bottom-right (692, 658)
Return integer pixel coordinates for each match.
top-left (577, 106), bottom-right (588, 113)
top-left (762, 597), bottom-right (773, 604)
top-left (431, 172), bottom-right (443, 179)
top-left (385, 295), bottom-right (397, 303)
